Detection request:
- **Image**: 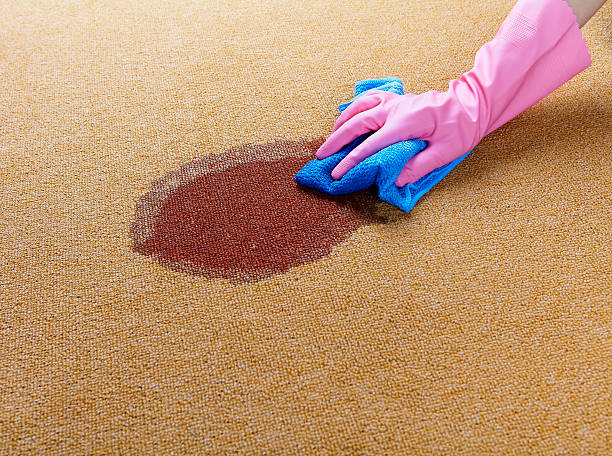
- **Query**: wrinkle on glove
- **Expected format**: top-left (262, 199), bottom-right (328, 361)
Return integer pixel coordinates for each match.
top-left (295, 77), bottom-right (472, 213)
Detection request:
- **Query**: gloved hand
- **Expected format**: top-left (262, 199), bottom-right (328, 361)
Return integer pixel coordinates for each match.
top-left (315, 0), bottom-right (591, 187)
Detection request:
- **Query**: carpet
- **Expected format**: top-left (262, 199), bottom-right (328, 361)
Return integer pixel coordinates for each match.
top-left (1, 0), bottom-right (610, 454)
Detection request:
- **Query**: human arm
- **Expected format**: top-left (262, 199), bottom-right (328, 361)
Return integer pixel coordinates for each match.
top-left (566, 0), bottom-right (607, 26)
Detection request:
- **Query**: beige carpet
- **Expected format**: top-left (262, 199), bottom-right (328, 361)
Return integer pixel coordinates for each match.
top-left (1, 0), bottom-right (610, 454)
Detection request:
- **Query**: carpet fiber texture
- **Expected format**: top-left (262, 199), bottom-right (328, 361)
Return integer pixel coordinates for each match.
top-left (1, 0), bottom-right (610, 454)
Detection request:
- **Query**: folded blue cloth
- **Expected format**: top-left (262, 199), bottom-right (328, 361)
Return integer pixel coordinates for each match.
top-left (294, 77), bottom-right (473, 213)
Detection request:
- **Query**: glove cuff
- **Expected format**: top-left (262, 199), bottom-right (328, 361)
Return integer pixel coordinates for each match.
top-left (452, 0), bottom-right (592, 145)
top-left (496, 0), bottom-right (579, 49)
top-left (483, 0), bottom-right (592, 135)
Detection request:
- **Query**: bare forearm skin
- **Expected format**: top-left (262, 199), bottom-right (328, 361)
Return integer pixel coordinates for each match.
top-left (564, 0), bottom-right (607, 27)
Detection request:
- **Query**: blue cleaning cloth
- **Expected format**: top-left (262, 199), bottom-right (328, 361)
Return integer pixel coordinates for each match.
top-left (294, 77), bottom-right (473, 213)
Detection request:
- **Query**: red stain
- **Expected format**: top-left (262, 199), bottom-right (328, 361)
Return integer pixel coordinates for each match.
top-left (131, 138), bottom-right (387, 282)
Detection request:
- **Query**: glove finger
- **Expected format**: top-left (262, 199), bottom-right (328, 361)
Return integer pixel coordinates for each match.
top-left (316, 107), bottom-right (386, 159)
top-left (330, 126), bottom-right (397, 180)
top-left (394, 142), bottom-right (448, 187)
top-left (331, 90), bottom-right (385, 134)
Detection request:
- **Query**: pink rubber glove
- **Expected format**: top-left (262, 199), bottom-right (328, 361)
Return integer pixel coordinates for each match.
top-left (315, 0), bottom-right (591, 187)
